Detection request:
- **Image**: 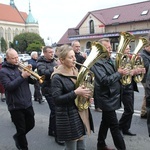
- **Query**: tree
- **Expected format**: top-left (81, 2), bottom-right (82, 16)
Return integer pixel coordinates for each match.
top-left (13, 32), bottom-right (45, 53)
top-left (0, 37), bottom-right (7, 53)
top-left (27, 41), bottom-right (43, 54)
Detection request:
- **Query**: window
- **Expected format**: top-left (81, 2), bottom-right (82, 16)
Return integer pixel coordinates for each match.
top-left (8, 28), bottom-right (11, 41)
top-left (141, 10), bottom-right (149, 16)
top-left (89, 20), bottom-right (94, 34)
top-left (0, 27), bottom-right (4, 39)
top-left (113, 14), bottom-right (120, 20)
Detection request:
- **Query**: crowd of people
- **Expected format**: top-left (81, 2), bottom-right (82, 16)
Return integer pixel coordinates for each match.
top-left (0, 36), bottom-right (150, 150)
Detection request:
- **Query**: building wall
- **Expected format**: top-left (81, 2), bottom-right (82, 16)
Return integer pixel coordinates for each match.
top-left (77, 14), bottom-right (150, 52)
top-left (0, 21), bottom-right (39, 49)
top-left (106, 21), bottom-right (150, 33)
top-left (79, 14), bottom-right (105, 35)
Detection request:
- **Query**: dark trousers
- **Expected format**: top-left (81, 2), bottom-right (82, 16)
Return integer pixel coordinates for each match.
top-left (45, 95), bottom-right (56, 135)
top-left (98, 111), bottom-right (126, 150)
top-left (10, 106), bottom-right (35, 149)
top-left (145, 81), bottom-right (150, 137)
top-left (119, 90), bottom-right (134, 132)
top-left (34, 81), bottom-right (42, 100)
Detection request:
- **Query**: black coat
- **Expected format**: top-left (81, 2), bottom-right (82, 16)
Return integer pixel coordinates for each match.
top-left (75, 52), bottom-right (85, 70)
top-left (51, 74), bottom-right (94, 141)
top-left (91, 58), bottom-right (122, 111)
top-left (140, 50), bottom-right (150, 83)
top-left (37, 56), bottom-right (57, 96)
top-left (0, 61), bottom-right (34, 111)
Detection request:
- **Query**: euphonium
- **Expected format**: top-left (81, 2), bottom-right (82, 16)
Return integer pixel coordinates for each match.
top-left (115, 32), bottom-right (135, 85)
top-left (18, 63), bottom-right (45, 84)
top-left (75, 42), bottom-right (109, 111)
top-left (131, 37), bottom-right (149, 83)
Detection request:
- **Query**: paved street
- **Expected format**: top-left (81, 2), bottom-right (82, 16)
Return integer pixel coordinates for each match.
top-left (0, 84), bottom-right (150, 150)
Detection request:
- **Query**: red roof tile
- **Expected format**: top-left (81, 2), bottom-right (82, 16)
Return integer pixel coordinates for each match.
top-left (0, 3), bottom-right (27, 23)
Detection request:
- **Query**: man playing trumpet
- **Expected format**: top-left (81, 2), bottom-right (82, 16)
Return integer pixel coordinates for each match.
top-left (0, 48), bottom-right (35, 150)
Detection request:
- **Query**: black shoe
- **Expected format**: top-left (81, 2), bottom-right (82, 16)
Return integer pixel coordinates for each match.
top-left (48, 131), bottom-right (55, 137)
top-left (141, 114), bottom-right (147, 119)
top-left (34, 99), bottom-right (38, 102)
top-left (97, 145), bottom-right (115, 150)
top-left (1, 98), bottom-right (6, 102)
top-left (123, 130), bottom-right (136, 136)
top-left (38, 99), bottom-right (44, 104)
top-left (13, 134), bottom-right (21, 150)
top-left (55, 138), bottom-right (65, 146)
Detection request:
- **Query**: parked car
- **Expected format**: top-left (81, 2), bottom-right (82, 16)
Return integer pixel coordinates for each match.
top-left (18, 54), bottom-right (31, 62)
top-left (0, 53), bottom-right (6, 62)
top-left (111, 51), bottom-right (117, 60)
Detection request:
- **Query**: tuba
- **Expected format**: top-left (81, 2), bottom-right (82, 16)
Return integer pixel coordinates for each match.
top-left (131, 37), bottom-right (149, 83)
top-left (115, 32), bottom-right (135, 85)
top-left (75, 42), bottom-right (109, 111)
top-left (18, 62), bottom-right (45, 84)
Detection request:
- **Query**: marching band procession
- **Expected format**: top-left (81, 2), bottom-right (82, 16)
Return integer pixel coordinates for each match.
top-left (0, 32), bottom-right (150, 150)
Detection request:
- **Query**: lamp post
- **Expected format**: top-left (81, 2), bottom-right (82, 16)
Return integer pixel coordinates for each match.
top-left (47, 37), bottom-right (53, 46)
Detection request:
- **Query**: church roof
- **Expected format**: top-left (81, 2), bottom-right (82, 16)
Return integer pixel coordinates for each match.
top-left (25, 2), bottom-right (37, 24)
top-left (26, 12), bottom-right (37, 24)
top-left (0, 3), bottom-right (27, 23)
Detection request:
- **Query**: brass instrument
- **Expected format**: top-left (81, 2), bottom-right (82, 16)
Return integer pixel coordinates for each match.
top-left (131, 37), bottom-right (149, 83)
top-left (115, 32), bottom-right (135, 85)
top-left (18, 63), bottom-right (45, 84)
top-left (75, 42), bottom-right (109, 111)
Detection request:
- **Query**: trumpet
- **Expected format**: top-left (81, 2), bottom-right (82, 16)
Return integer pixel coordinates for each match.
top-left (18, 62), bottom-right (45, 84)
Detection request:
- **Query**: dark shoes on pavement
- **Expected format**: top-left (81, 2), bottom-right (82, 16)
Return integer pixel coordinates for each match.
top-left (34, 98), bottom-right (44, 104)
top-left (48, 130), bottom-right (65, 146)
top-left (1, 98), bottom-right (6, 102)
top-left (97, 145), bottom-right (115, 150)
top-left (55, 138), bottom-right (65, 146)
top-left (122, 130), bottom-right (136, 136)
top-left (140, 114), bottom-right (147, 119)
top-left (13, 134), bottom-right (21, 150)
top-left (48, 130), bottom-right (55, 137)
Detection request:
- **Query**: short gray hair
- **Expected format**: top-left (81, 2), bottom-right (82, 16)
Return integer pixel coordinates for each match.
top-left (31, 51), bottom-right (38, 58)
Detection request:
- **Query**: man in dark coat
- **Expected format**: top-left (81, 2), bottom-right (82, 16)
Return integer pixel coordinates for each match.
top-left (140, 42), bottom-right (150, 137)
top-left (0, 48), bottom-right (35, 150)
top-left (91, 38), bottom-right (127, 150)
top-left (37, 46), bottom-right (64, 145)
top-left (71, 40), bottom-right (86, 70)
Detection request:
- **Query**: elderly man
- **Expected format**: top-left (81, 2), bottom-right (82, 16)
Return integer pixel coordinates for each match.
top-left (28, 51), bottom-right (43, 104)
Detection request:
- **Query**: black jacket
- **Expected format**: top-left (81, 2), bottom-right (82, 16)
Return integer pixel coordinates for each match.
top-left (51, 74), bottom-right (94, 141)
top-left (37, 56), bottom-right (57, 96)
top-left (91, 58), bottom-right (122, 111)
top-left (0, 61), bottom-right (34, 111)
top-left (75, 52), bottom-right (85, 70)
top-left (140, 50), bottom-right (150, 83)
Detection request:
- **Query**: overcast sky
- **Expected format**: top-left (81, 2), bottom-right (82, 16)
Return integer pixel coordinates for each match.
top-left (0, 0), bottom-right (148, 44)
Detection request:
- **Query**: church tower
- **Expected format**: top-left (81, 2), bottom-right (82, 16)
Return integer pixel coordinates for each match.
top-left (26, 1), bottom-right (37, 24)
top-left (10, 0), bottom-right (15, 8)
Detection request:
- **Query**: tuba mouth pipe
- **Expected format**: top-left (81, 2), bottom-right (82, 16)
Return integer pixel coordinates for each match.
top-left (74, 61), bottom-right (90, 71)
top-left (18, 62), bottom-right (45, 84)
